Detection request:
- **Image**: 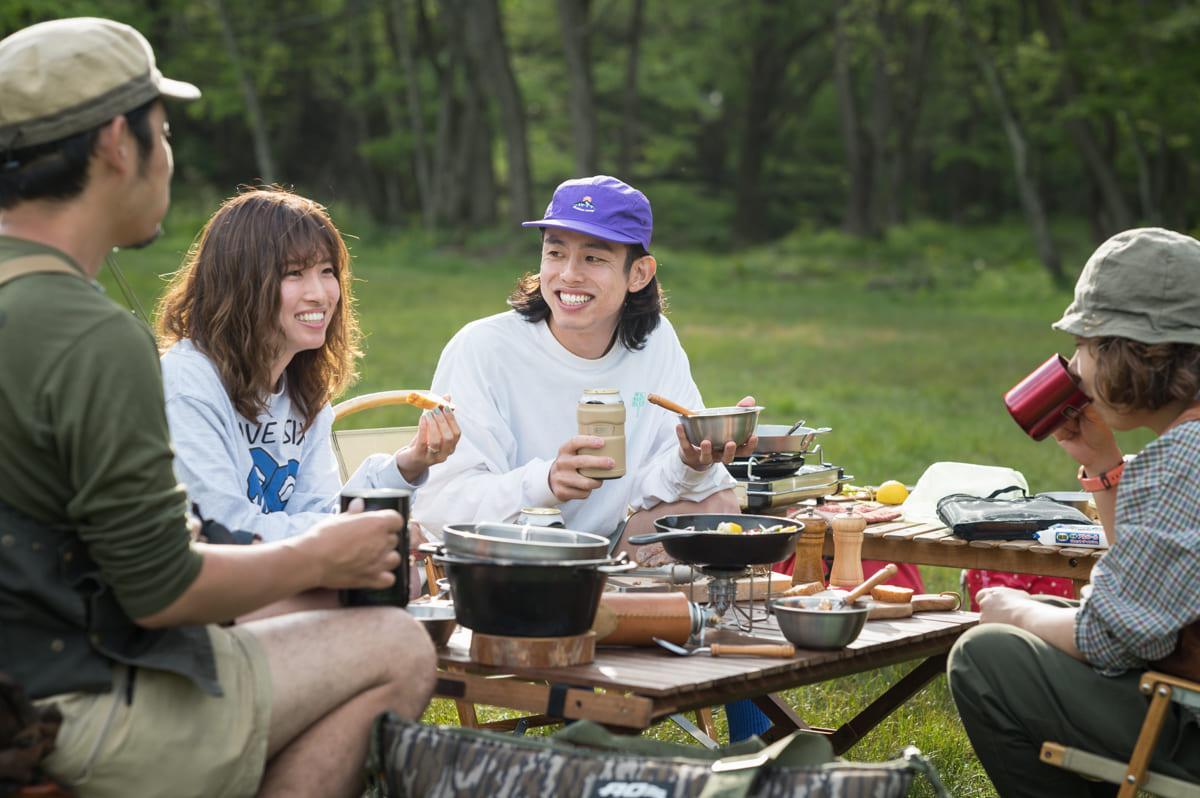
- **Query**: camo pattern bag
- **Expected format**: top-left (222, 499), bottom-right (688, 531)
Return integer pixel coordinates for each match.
top-left (365, 714), bottom-right (950, 798)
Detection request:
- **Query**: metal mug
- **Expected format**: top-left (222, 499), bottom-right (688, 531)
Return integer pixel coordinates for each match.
top-left (1004, 354), bottom-right (1090, 441)
top-left (338, 488), bottom-right (411, 607)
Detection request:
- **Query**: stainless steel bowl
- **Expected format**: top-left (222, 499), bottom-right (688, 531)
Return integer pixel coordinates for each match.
top-left (770, 596), bottom-right (868, 650)
top-left (407, 602), bottom-right (457, 647)
top-left (679, 406), bottom-right (763, 449)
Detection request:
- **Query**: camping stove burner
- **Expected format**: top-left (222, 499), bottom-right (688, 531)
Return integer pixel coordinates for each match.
top-left (693, 565), bottom-right (778, 640)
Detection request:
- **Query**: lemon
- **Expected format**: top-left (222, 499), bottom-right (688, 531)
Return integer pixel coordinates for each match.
top-left (875, 480), bottom-right (909, 505)
top-left (716, 521), bottom-right (743, 534)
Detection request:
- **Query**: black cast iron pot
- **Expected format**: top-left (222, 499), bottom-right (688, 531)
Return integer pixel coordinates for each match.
top-left (429, 550), bottom-right (633, 637)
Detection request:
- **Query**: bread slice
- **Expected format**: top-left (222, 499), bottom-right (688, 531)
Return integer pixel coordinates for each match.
top-left (870, 585), bottom-right (914, 604)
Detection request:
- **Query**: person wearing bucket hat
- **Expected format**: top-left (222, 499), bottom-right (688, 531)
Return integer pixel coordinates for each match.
top-left (413, 175), bottom-right (756, 556)
top-left (947, 227), bottom-right (1200, 797)
top-left (0, 18), bottom-right (436, 798)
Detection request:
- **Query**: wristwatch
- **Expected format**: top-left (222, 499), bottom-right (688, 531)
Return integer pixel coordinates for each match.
top-left (1077, 460), bottom-right (1126, 491)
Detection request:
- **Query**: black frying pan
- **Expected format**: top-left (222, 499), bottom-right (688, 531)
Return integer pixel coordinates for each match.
top-left (628, 513), bottom-right (801, 567)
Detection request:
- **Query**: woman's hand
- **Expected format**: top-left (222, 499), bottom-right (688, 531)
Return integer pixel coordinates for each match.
top-left (395, 398), bottom-right (461, 482)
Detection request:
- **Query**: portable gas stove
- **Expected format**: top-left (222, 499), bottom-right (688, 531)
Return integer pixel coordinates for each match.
top-left (688, 565), bottom-right (785, 639)
top-left (730, 446), bottom-right (851, 511)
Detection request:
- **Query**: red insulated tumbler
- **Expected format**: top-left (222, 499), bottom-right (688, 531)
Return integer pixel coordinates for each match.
top-left (1004, 354), bottom-right (1090, 441)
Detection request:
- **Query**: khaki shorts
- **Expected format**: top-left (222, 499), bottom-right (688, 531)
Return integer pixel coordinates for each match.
top-left (36, 625), bottom-right (272, 798)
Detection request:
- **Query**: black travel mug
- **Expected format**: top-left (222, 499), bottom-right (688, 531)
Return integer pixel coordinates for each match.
top-left (338, 488), bottom-right (411, 607)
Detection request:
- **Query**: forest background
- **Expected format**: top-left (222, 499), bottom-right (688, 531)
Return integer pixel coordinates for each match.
top-left (4, 2), bottom-right (1198, 792)
top-left (5, 0), bottom-right (1198, 270)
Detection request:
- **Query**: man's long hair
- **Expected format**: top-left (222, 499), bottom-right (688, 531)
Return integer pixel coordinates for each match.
top-left (508, 239), bottom-right (664, 351)
top-left (155, 187), bottom-right (362, 430)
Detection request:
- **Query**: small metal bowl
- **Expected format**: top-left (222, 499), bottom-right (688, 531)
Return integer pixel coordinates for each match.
top-left (770, 596), bottom-right (868, 650)
top-left (407, 602), bottom-right (457, 647)
top-left (679, 406), bottom-right (763, 449)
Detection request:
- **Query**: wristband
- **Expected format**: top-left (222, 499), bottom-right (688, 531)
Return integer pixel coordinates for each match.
top-left (1077, 460), bottom-right (1126, 492)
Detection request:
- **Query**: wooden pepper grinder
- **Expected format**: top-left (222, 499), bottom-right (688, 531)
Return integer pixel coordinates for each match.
top-left (790, 508), bottom-right (828, 586)
top-left (828, 514), bottom-right (867, 588)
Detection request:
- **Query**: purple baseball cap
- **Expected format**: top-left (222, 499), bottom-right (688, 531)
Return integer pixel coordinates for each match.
top-left (522, 175), bottom-right (652, 250)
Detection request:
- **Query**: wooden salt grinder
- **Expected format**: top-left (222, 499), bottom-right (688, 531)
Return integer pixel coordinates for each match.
top-left (828, 514), bottom-right (867, 588)
top-left (790, 508), bottom-right (828, 586)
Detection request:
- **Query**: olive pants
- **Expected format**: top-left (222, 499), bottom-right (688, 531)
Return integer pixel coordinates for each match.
top-left (947, 623), bottom-right (1200, 798)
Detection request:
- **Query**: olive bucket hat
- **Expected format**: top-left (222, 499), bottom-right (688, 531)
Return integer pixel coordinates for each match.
top-left (1053, 227), bottom-right (1200, 345)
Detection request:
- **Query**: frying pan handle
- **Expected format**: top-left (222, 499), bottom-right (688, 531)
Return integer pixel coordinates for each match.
top-left (709, 643), bottom-right (796, 658)
top-left (627, 531), bottom-right (694, 546)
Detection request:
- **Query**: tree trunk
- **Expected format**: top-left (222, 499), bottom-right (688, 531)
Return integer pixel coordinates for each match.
top-left (467, 0), bottom-right (533, 224)
top-left (557, 0), bottom-right (597, 176)
top-left (210, 0), bottom-right (276, 183)
top-left (617, 0), bottom-right (644, 180)
top-left (1034, 0), bottom-right (1134, 235)
top-left (387, 0), bottom-right (436, 232)
top-left (834, 0), bottom-right (871, 237)
top-left (961, 8), bottom-right (1063, 284)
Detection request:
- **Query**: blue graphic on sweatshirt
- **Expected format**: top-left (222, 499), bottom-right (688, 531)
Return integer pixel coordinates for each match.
top-left (247, 448), bottom-right (298, 513)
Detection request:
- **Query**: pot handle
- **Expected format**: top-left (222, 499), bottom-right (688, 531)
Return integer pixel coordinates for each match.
top-left (596, 559), bottom-right (638, 575)
top-left (416, 541), bottom-right (444, 556)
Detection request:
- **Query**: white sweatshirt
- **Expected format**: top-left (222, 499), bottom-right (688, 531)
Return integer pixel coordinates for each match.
top-left (161, 340), bottom-right (420, 541)
top-left (412, 311), bottom-right (735, 542)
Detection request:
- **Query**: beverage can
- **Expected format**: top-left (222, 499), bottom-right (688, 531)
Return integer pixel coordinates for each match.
top-left (577, 388), bottom-right (626, 479)
top-left (518, 507), bottom-right (565, 527)
top-left (338, 488), bottom-right (412, 607)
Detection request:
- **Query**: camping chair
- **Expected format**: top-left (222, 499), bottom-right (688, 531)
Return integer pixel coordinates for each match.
top-left (333, 390), bottom-right (490, 728)
top-left (1040, 671), bottom-right (1200, 797)
top-left (330, 390), bottom-right (442, 591)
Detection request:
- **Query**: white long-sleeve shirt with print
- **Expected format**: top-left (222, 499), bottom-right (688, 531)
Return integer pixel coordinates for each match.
top-left (412, 311), bottom-right (735, 542)
top-left (161, 339), bottom-right (419, 542)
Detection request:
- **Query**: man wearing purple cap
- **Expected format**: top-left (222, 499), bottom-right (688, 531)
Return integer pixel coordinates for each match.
top-left (414, 175), bottom-right (755, 554)
top-left (0, 17), bottom-right (433, 798)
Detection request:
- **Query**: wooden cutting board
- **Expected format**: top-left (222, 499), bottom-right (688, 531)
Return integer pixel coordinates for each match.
top-left (865, 592), bottom-right (962, 619)
top-left (470, 631), bottom-right (596, 667)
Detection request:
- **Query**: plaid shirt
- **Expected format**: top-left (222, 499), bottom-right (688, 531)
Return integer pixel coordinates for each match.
top-left (1077, 420), bottom-right (1200, 677)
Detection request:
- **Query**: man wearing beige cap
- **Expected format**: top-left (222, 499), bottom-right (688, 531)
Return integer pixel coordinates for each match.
top-left (0, 17), bottom-right (435, 798)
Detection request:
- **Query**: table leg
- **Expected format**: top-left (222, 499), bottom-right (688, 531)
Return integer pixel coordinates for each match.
top-left (744, 655), bottom-right (948, 754)
top-left (826, 653), bottom-right (947, 754)
top-left (668, 713), bottom-right (720, 750)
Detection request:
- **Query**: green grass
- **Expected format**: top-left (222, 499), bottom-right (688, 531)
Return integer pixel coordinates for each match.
top-left (102, 208), bottom-right (1146, 798)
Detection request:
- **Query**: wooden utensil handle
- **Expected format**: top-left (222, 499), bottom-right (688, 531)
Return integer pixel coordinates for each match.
top-left (648, 393), bottom-right (696, 417)
top-left (709, 643), bottom-right (796, 658)
top-left (843, 563), bottom-right (899, 604)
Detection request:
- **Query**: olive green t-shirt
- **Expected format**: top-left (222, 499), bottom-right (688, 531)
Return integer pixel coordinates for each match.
top-left (0, 237), bottom-right (201, 619)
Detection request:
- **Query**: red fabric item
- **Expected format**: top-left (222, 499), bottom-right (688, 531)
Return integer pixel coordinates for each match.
top-left (963, 569), bottom-right (1075, 611)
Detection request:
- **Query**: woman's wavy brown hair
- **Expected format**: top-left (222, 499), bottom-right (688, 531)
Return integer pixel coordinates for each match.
top-left (155, 187), bottom-right (361, 430)
top-left (1090, 337), bottom-right (1200, 412)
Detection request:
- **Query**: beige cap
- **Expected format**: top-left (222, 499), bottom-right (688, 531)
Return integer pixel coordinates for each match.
top-left (0, 17), bottom-right (200, 150)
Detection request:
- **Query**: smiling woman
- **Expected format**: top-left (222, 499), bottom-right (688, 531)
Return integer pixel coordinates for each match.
top-left (151, 186), bottom-right (460, 543)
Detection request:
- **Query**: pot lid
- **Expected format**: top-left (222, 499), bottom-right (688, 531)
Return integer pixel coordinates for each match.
top-left (441, 522), bottom-right (612, 563)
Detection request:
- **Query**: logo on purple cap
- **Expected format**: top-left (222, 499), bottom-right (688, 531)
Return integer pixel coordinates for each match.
top-left (573, 196), bottom-right (596, 213)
